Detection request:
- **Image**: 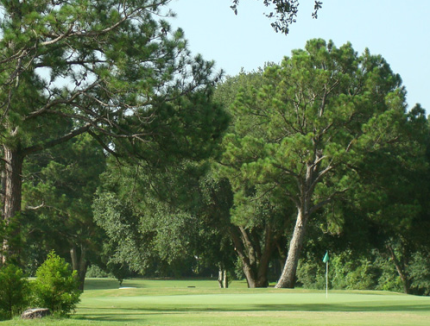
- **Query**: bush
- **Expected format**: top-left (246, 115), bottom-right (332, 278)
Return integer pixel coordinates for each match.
top-left (0, 264), bottom-right (30, 320)
top-left (86, 264), bottom-right (110, 278)
top-left (32, 251), bottom-right (81, 316)
top-left (296, 259), bottom-right (325, 289)
top-left (409, 251), bottom-right (430, 295)
top-left (297, 251), bottom-right (379, 291)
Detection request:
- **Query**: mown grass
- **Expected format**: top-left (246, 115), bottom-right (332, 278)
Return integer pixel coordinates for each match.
top-left (4, 278), bottom-right (430, 325)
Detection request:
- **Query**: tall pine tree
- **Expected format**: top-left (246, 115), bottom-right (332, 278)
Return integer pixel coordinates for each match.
top-left (220, 39), bottom-right (427, 288)
top-left (0, 0), bottom-right (227, 263)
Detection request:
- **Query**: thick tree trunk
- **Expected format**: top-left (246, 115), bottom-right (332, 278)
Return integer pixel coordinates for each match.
top-left (2, 146), bottom-right (24, 264)
top-left (229, 225), bottom-right (274, 288)
top-left (242, 260), bottom-right (257, 288)
top-left (275, 209), bottom-right (308, 288)
top-left (230, 226), bottom-right (259, 288)
top-left (255, 226), bottom-right (275, 288)
top-left (70, 245), bottom-right (88, 291)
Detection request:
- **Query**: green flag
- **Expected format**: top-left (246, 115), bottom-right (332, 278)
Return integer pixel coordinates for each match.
top-left (323, 251), bottom-right (329, 263)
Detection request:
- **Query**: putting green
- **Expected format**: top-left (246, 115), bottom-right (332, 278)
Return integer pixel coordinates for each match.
top-left (83, 292), bottom-right (428, 312)
top-left (4, 279), bottom-right (430, 325)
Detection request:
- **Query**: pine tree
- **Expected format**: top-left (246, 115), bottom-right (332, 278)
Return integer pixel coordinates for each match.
top-left (0, 0), bottom-right (227, 263)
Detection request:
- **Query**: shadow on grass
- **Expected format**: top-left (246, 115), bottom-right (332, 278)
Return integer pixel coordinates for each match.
top-left (84, 279), bottom-right (122, 291)
top-left (75, 312), bottom-right (187, 323)
top-left (74, 302), bottom-right (430, 324)
top-left (77, 302), bottom-right (430, 315)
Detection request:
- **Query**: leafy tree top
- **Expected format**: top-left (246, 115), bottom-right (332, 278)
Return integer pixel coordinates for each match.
top-left (220, 38), bottom-right (427, 218)
top-left (0, 0), bottom-right (227, 161)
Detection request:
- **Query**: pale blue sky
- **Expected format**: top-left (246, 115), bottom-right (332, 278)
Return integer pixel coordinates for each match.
top-left (168, 0), bottom-right (430, 113)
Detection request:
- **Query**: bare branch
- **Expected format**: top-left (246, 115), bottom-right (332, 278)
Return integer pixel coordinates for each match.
top-left (25, 202), bottom-right (45, 210)
top-left (40, 23), bottom-right (75, 46)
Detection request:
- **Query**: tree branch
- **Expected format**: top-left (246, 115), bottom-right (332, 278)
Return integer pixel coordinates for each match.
top-left (310, 187), bottom-right (348, 214)
top-left (87, 130), bottom-right (120, 158)
top-left (25, 202), bottom-right (45, 210)
top-left (22, 124), bottom-right (92, 156)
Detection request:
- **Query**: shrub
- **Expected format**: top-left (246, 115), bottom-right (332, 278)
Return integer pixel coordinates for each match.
top-left (297, 251), bottom-right (379, 291)
top-left (86, 264), bottom-right (110, 278)
top-left (407, 252), bottom-right (430, 295)
top-left (32, 251), bottom-right (81, 316)
top-left (0, 264), bottom-right (30, 320)
top-left (296, 259), bottom-right (325, 289)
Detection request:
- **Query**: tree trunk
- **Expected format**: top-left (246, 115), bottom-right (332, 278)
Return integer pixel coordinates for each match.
top-left (218, 267), bottom-right (224, 288)
top-left (222, 269), bottom-right (228, 288)
top-left (387, 244), bottom-right (411, 294)
top-left (217, 265), bottom-right (229, 288)
top-left (242, 260), bottom-right (257, 288)
top-left (229, 226), bottom-right (258, 288)
top-left (70, 245), bottom-right (88, 291)
top-left (275, 209), bottom-right (308, 288)
top-left (71, 246), bottom-right (78, 271)
top-left (2, 146), bottom-right (24, 264)
top-left (0, 169), bottom-right (5, 267)
top-left (255, 225), bottom-right (276, 288)
top-left (229, 225), bottom-right (275, 288)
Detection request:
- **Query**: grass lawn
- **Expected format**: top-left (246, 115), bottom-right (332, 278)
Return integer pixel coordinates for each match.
top-left (4, 278), bottom-right (430, 325)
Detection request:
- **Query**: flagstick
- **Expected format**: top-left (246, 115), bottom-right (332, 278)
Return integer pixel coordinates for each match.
top-left (323, 251), bottom-right (329, 298)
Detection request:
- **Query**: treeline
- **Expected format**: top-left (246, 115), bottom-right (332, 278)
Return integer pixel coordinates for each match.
top-left (1, 0), bottom-right (429, 298)
top-left (90, 39), bottom-right (430, 294)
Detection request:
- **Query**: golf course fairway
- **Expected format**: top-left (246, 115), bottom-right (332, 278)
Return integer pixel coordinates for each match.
top-left (3, 279), bottom-right (430, 325)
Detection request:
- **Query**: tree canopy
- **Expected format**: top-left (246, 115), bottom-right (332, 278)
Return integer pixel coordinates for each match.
top-left (2, 0), bottom-right (430, 297)
top-left (219, 39), bottom-right (428, 288)
top-left (0, 0), bottom-right (228, 262)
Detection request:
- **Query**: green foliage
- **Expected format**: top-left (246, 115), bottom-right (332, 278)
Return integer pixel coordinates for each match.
top-left (214, 70), bottom-right (291, 288)
top-left (85, 265), bottom-right (110, 278)
top-left (374, 254), bottom-right (404, 293)
top-left (298, 252), bottom-right (379, 291)
top-left (32, 251), bottom-right (81, 316)
top-left (218, 39), bottom-right (428, 288)
top-left (0, 265), bottom-right (30, 320)
top-left (93, 160), bottom-right (235, 279)
top-left (409, 252), bottom-right (430, 295)
top-left (21, 133), bottom-right (107, 288)
top-left (0, 0), bottom-right (228, 264)
top-left (296, 257), bottom-right (325, 290)
top-left (297, 248), bottom-right (430, 295)
top-left (330, 254), bottom-right (378, 290)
